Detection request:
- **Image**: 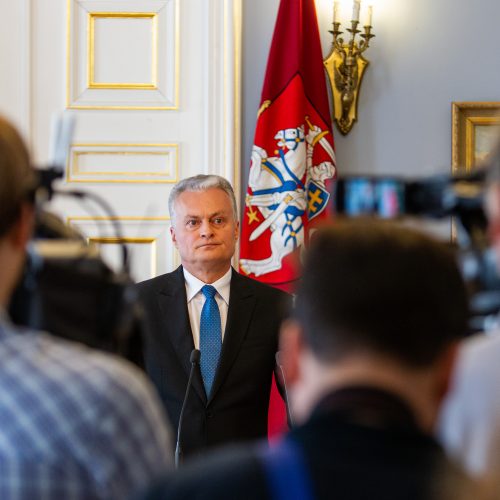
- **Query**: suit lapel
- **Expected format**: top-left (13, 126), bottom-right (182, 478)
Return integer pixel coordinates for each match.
top-left (157, 266), bottom-right (207, 404)
top-left (208, 269), bottom-right (257, 404)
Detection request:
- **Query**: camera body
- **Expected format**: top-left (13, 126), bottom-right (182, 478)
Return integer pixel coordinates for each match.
top-left (335, 173), bottom-right (486, 221)
top-left (9, 213), bottom-right (144, 366)
top-left (8, 113), bottom-right (144, 365)
top-left (334, 171), bottom-right (499, 333)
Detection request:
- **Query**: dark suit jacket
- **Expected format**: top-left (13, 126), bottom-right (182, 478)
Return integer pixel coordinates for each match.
top-left (135, 266), bottom-right (290, 458)
top-left (141, 387), bottom-right (473, 500)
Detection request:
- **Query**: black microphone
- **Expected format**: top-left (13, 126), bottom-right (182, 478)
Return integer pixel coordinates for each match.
top-left (175, 348), bottom-right (200, 468)
top-left (275, 351), bottom-right (294, 428)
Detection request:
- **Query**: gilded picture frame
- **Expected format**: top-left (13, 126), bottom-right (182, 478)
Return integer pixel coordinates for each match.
top-left (452, 101), bottom-right (500, 174)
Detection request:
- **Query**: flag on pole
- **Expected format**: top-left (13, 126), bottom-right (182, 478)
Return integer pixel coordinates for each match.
top-left (239, 0), bottom-right (336, 437)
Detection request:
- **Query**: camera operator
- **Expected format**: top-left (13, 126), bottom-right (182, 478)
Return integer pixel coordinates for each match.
top-left (0, 114), bottom-right (172, 499)
top-left (439, 147), bottom-right (500, 483)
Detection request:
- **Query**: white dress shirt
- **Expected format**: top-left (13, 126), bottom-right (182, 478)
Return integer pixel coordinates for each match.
top-left (183, 267), bottom-right (231, 349)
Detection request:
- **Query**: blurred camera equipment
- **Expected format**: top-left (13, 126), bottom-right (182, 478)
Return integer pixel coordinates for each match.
top-left (8, 113), bottom-right (143, 366)
top-left (334, 171), bottom-right (500, 333)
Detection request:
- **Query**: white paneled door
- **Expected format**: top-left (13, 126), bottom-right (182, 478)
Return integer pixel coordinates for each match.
top-left (0, 0), bottom-right (241, 282)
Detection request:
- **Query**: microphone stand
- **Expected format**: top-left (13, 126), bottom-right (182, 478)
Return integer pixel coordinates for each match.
top-left (175, 349), bottom-right (200, 468)
top-left (276, 351), bottom-right (294, 428)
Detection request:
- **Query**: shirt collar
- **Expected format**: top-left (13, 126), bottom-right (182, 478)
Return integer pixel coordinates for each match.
top-left (310, 386), bottom-right (419, 431)
top-left (183, 267), bottom-right (232, 305)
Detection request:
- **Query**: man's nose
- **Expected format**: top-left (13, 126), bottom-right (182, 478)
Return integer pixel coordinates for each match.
top-left (199, 219), bottom-right (213, 237)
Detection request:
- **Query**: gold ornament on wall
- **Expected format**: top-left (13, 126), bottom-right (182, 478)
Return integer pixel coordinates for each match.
top-left (324, 1), bottom-right (375, 135)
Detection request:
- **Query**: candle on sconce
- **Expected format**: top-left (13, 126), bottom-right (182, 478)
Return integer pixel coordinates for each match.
top-left (365, 5), bottom-right (373, 26)
top-left (333, 1), bottom-right (340, 24)
top-left (325, 0), bottom-right (376, 134)
top-left (352, 0), bottom-right (361, 22)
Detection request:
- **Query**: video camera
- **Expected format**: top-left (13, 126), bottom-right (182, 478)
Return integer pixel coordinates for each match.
top-left (334, 171), bottom-right (500, 333)
top-left (8, 114), bottom-right (144, 366)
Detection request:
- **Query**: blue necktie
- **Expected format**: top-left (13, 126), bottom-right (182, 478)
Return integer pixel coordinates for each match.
top-left (200, 285), bottom-right (222, 397)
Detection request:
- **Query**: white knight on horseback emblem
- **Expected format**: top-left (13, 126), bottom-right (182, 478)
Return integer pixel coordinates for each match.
top-left (240, 119), bottom-right (336, 277)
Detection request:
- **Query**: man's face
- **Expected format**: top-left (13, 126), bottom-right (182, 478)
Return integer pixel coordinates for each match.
top-left (170, 188), bottom-right (239, 277)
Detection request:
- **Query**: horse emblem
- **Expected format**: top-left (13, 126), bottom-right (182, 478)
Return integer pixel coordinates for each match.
top-left (240, 118), bottom-right (336, 277)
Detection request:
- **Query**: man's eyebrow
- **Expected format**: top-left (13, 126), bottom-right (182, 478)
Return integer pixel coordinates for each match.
top-left (182, 211), bottom-right (229, 220)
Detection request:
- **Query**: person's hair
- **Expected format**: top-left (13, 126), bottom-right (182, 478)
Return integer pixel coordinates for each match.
top-left (0, 116), bottom-right (35, 238)
top-left (294, 219), bottom-right (469, 367)
top-left (168, 174), bottom-right (238, 223)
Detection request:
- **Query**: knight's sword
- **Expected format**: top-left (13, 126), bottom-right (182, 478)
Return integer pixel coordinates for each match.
top-left (249, 193), bottom-right (297, 242)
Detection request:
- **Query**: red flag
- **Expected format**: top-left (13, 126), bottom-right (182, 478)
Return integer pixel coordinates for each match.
top-left (239, 0), bottom-right (336, 437)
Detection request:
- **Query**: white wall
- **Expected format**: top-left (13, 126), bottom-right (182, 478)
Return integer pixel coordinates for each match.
top-left (0, 1), bottom-right (31, 141)
top-left (241, 0), bottom-right (500, 185)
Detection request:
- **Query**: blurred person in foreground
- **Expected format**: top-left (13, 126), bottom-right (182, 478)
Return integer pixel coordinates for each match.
top-left (0, 114), bottom-right (172, 499)
top-left (141, 220), bottom-right (475, 500)
top-left (439, 145), bottom-right (500, 484)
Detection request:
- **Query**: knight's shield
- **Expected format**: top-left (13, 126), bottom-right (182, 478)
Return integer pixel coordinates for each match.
top-left (307, 181), bottom-right (329, 219)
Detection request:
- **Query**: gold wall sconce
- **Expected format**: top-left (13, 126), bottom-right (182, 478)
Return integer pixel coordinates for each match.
top-left (324, 1), bottom-right (375, 135)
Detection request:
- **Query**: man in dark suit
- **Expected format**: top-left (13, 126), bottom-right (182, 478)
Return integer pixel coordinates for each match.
top-left (141, 220), bottom-right (476, 500)
top-left (136, 175), bottom-right (290, 459)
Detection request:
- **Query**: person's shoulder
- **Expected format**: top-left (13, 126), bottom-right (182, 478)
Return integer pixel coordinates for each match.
top-left (0, 326), bottom-right (168, 428)
top-left (135, 267), bottom-right (182, 294)
top-left (459, 332), bottom-right (500, 377)
top-left (17, 329), bottom-right (158, 406)
top-left (45, 335), bottom-right (171, 443)
top-left (443, 332), bottom-right (500, 421)
top-left (142, 445), bottom-right (269, 500)
top-left (233, 270), bottom-right (291, 301)
top-left (463, 330), bottom-right (500, 355)
top-left (49, 333), bottom-right (152, 386)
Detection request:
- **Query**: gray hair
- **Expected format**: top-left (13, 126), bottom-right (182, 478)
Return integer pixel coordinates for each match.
top-left (169, 174), bottom-right (238, 224)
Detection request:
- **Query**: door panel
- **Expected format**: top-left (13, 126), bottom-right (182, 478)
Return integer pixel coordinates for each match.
top-left (2, 0), bottom-right (241, 282)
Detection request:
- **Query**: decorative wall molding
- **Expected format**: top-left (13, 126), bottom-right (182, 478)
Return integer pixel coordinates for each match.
top-left (67, 143), bottom-right (178, 183)
top-left (67, 0), bottom-right (178, 109)
top-left (88, 12), bottom-right (158, 90)
top-left (67, 216), bottom-right (176, 281)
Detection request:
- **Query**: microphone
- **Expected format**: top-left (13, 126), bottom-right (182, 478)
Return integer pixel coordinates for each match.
top-left (175, 348), bottom-right (200, 468)
top-left (275, 351), bottom-right (294, 428)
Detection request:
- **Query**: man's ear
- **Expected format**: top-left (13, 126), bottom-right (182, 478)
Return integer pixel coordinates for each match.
top-left (170, 225), bottom-right (178, 248)
top-left (8, 203), bottom-right (34, 250)
top-left (435, 342), bottom-right (459, 403)
top-left (234, 220), bottom-right (239, 242)
top-left (489, 217), bottom-right (500, 246)
top-left (279, 319), bottom-right (305, 385)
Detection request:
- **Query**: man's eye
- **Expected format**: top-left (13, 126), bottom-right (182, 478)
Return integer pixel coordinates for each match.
top-left (213, 217), bottom-right (224, 225)
top-left (186, 220), bottom-right (199, 227)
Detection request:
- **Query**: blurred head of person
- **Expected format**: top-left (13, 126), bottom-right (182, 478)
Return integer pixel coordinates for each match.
top-left (281, 219), bottom-right (469, 431)
top-left (0, 115), bottom-right (36, 307)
